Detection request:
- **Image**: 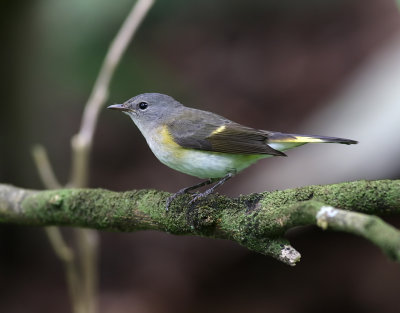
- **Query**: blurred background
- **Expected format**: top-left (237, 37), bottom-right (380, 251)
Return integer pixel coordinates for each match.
top-left (1, 0), bottom-right (400, 312)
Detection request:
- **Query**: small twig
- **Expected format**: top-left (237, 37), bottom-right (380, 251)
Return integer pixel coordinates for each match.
top-left (246, 238), bottom-right (301, 266)
top-left (75, 228), bottom-right (99, 313)
top-left (45, 227), bottom-right (84, 313)
top-left (32, 145), bottom-right (62, 189)
top-left (316, 205), bottom-right (400, 260)
top-left (78, 0), bottom-right (155, 145)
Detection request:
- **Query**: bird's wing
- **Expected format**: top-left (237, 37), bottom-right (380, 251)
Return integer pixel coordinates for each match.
top-left (166, 110), bottom-right (285, 156)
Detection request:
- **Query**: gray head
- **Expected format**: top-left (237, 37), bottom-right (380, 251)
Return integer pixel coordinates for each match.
top-left (108, 93), bottom-right (184, 132)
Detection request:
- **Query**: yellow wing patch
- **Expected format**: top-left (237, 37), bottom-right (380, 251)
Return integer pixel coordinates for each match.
top-left (210, 125), bottom-right (226, 135)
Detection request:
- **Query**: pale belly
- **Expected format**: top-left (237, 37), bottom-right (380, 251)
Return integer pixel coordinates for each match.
top-left (147, 138), bottom-right (269, 179)
top-left (141, 126), bottom-right (305, 179)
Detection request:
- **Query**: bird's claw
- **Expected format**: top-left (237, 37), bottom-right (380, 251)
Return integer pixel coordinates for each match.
top-left (166, 191), bottom-right (204, 210)
top-left (188, 193), bottom-right (205, 205)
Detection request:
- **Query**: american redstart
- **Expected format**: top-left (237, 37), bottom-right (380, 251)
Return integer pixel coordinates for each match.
top-left (108, 93), bottom-right (357, 209)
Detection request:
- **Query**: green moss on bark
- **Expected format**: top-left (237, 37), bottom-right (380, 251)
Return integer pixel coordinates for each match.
top-left (0, 179), bottom-right (398, 265)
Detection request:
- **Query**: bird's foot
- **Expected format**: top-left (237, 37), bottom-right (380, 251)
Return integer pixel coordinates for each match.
top-left (188, 189), bottom-right (213, 205)
top-left (188, 173), bottom-right (233, 205)
top-left (165, 173), bottom-right (233, 211)
top-left (165, 179), bottom-right (213, 211)
top-left (165, 188), bottom-right (186, 211)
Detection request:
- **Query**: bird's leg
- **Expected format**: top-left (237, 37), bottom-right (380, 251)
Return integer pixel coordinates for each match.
top-left (189, 172), bottom-right (234, 205)
top-left (166, 178), bottom-right (213, 210)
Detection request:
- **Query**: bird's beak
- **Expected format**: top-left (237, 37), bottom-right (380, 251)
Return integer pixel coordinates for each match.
top-left (107, 104), bottom-right (130, 112)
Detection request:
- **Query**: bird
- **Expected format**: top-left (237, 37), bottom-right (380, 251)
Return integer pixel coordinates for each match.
top-left (108, 93), bottom-right (357, 209)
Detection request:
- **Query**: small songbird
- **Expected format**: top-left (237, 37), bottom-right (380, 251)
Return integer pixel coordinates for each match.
top-left (108, 93), bottom-right (357, 209)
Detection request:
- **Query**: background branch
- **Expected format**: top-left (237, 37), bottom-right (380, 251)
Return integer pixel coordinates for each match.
top-left (70, 0), bottom-right (155, 188)
top-left (32, 145), bottom-right (62, 189)
top-left (30, 1), bottom-right (155, 312)
top-left (68, 2), bottom-right (154, 310)
top-left (33, 145), bottom-right (84, 313)
top-left (1, 179), bottom-right (399, 266)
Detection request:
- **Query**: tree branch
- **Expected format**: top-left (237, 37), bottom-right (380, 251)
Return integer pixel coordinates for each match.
top-left (1, 179), bottom-right (399, 266)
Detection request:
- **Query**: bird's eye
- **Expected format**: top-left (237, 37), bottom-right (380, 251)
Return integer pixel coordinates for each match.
top-left (138, 102), bottom-right (148, 110)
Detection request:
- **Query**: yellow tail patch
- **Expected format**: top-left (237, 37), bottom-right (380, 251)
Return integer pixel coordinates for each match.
top-left (268, 133), bottom-right (357, 145)
top-left (269, 135), bottom-right (324, 143)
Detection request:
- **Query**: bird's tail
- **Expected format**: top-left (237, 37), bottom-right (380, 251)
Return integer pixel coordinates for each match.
top-left (267, 132), bottom-right (357, 152)
top-left (269, 132), bottom-right (358, 145)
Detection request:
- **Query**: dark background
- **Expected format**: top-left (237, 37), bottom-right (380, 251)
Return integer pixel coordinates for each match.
top-left (1, 0), bottom-right (400, 312)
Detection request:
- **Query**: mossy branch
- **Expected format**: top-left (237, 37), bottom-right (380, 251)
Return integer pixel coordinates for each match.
top-left (1, 179), bottom-right (399, 266)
